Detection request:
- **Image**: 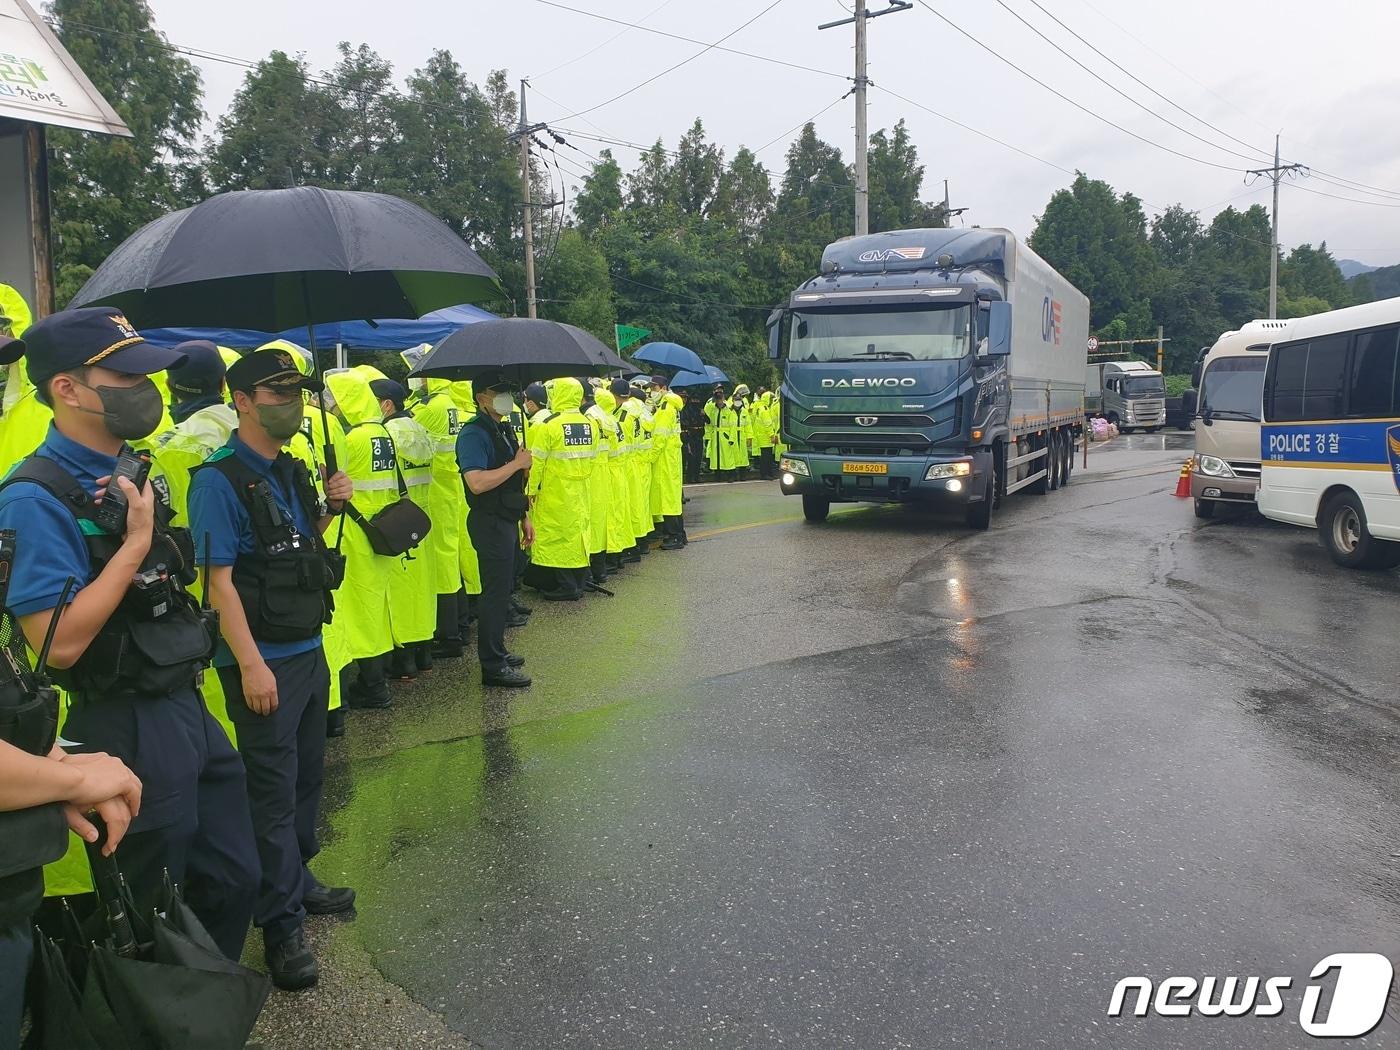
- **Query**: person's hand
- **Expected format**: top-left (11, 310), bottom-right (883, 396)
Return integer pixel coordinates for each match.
top-left (62, 751), bottom-right (143, 813)
top-left (521, 516), bottom-right (536, 548)
top-left (240, 659), bottom-right (279, 715)
top-left (321, 467), bottom-right (353, 509)
top-left (512, 447), bottom-right (533, 473)
top-left (95, 474), bottom-right (156, 551)
top-left (64, 796), bottom-right (135, 856)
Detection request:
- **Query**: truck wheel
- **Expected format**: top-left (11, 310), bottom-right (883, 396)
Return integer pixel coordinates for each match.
top-left (1193, 497), bottom-right (1215, 520)
top-left (965, 461), bottom-right (995, 530)
top-left (802, 494), bottom-right (830, 523)
top-left (1062, 433), bottom-right (1075, 485)
top-left (1028, 435), bottom-right (1050, 495)
top-left (1049, 431), bottom-right (1064, 490)
top-left (1318, 491), bottom-right (1390, 569)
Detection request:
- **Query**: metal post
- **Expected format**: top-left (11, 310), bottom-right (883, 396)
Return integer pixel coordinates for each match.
top-left (519, 79), bottom-right (538, 319)
top-left (853, 0), bottom-right (868, 237)
top-left (1269, 135), bottom-right (1280, 319)
top-left (1156, 325), bottom-right (1164, 374)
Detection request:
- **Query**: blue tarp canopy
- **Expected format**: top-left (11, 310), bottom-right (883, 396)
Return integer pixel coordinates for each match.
top-left (142, 303), bottom-right (497, 351)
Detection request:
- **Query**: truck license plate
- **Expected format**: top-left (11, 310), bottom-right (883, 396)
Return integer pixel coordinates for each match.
top-left (842, 462), bottom-right (887, 475)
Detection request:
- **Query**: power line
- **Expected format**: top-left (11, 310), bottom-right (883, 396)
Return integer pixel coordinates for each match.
top-left (752, 93), bottom-right (852, 156)
top-left (532, 0), bottom-right (847, 84)
top-left (1019, 0), bottom-right (1272, 163)
top-left (555, 0), bottom-right (788, 122)
top-left (532, 0), bottom-right (681, 80)
top-left (912, 1), bottom-right (1240, 173)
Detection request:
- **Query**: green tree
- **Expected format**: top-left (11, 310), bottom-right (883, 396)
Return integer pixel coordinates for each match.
top-left (1030, 174), bottom-right (1156, 333)
top-left (318, 42), bottom-right (398, 190)
top-left (867, 120), bottom-right (941, 232)
top-left (47, 0), bottom-right (204, 303)
top-left (710, 147), bottom-right (774, 242)
top-left (667, 119), bottom-right (724, 216)
top-left (1281, 242), bottom-right (1350, 310)
top-left (207, 51), bottom-right (331, 191)
top-left (537, 229), bottom-right (615, 341)
top-left (574, 150), bottom-right (624, 236)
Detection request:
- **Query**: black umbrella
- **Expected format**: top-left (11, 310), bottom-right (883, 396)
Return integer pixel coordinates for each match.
top-left (410, 318), bottom-right (629, 385)
top-left (67, 186), bottom-right (505, 474)
top-left (67, 187), bottom-right (504, 330)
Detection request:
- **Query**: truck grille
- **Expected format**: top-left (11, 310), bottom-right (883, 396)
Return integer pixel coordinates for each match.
top-left (802, 413), bottom-right (937, 428)
top-left (808, 433), bottom-right (932, 453)
top-left (1228, 461), bottom-right (1261, 479)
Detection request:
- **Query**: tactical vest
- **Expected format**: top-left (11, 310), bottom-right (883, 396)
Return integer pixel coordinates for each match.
top-left (462, 413), bottom-right (527, 521)
top-left (199, 448), bottom-right (338, 643)
top-left (0, 454), bottom-right (213, 697)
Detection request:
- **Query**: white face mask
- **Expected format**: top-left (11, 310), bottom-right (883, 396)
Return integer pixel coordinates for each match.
top-left (407, 377), bottom-right (426, 394)
top-left (492, 393), bottom-right (515, 416)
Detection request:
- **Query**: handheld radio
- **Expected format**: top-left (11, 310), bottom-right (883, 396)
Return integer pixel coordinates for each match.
top-left (93, 450), bottom-right (152, 535)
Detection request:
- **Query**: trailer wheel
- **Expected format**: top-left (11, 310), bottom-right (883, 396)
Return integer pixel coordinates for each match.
top-left (802, 494), bottom-right (830, 523)
top-left (1047, 430), bottom-right (1063, 490)
top-left (1061, 431), bottom-right (1075, 485)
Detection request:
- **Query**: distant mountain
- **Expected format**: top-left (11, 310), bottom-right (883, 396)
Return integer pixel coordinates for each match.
top-left (1338, 258), bottom-right (1380, 278)
top-left (1348, 263), bottom-right (1400, 303)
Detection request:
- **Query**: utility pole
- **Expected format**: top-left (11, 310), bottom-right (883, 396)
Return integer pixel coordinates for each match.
top-left (940, 179), bottom-right (969, 226)
top-left (1245, 135), bottom-right (1307, 319)
top-left (517, 79), bottom-right (539, 319)
top-left (818, 1), bottom-right (911, 238)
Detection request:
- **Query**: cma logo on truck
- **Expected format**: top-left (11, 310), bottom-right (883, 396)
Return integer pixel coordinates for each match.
top-left (1042, 294), bottom-right (1063, 345)
top-left (820, 377), bottom-right (918, 389)
top-left (1108, 953), bottom-right (1394, 1038)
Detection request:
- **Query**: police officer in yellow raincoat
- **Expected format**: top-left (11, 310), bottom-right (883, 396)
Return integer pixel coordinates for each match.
top-left (525, 377), bottom-right (595, 600)
top-left (593, 383), bottom-right (632, 572)
top-left (0, 285), bottom-right (51, 469)
top-left (703, 387), bottom-right (743, 480)
top-left (324, 369), bottom-right (398, 709)
top-left (361, 373), bottom-right (437, 681)
top-left (152, 341), bottom-right (240, 526)
top-left (406, 369), bottom-right (470, 658)
top-left (618, 379), bottom-right (656, 553)
top-left (648, 376), bottom-right (687, 549)
top-left (749, 387), bottom-right (780, 480)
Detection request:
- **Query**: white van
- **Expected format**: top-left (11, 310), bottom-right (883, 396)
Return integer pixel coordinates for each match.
top-left (1258, 297), bottom-right (1400, 569)
top-left (1189, 319), bottom-right (1291, 518)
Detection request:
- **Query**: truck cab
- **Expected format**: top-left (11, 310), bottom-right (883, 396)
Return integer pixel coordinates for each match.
top-left (1098, 360), bottom-right (1165, 432)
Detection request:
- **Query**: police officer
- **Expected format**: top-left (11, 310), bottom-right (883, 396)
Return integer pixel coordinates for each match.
top-left (188, 347), bottom-right (355, 990)
top-left (0, 307), bottom-right (260, 961)
top-left (152, 340), bottom-right (238, 525)
top-left (456, 372), bottom-right (533, 688)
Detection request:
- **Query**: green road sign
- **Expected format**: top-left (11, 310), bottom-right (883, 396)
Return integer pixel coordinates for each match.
top-left (615, 324), bottom-right (651, 352)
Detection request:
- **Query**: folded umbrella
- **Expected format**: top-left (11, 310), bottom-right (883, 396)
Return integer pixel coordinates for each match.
top-left (410, 318), bottom-right (627, 385)
top-left (631, 341), bottom-right (705, 375)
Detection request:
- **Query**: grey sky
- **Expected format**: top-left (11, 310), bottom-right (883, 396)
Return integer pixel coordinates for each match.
top-left (150, 0), bottom-right (1400, 267)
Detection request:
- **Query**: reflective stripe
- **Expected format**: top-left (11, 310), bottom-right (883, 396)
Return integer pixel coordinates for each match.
top-left (435, 438), bottom-right (457, 452)
top-left (404, 469), bottom-right (432, 485)
top-left (531, 449), bottom-right (549, 460)
top-left (354, 476), bottom-right (401, 491)
top-left (652, 427), bottom-right (680, 437)
top-left (552, 447), bottom-right (597, 460)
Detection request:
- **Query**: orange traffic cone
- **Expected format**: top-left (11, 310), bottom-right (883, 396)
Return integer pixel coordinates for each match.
top-left (1173, 459), bottom-right (1192, 498)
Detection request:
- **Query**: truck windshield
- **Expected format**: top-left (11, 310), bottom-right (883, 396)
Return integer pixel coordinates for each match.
top-left (1122, 375), bottom-right (1165, 398)
top-left (790, 305), bottom-right (971, 363)
top-left (1200, 356), bottom-right (1265, 421)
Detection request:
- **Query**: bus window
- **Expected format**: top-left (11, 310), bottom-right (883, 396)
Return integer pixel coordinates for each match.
top-left (1348, 327), bottom-right (1399, 418)
top-left (1268, 335), bottom-right (1349, 421)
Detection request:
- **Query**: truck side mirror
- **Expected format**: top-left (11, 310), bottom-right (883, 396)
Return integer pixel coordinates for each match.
top-left (1181, 388), bottom-right (1198, 417)
top-left (766, 308), bottom-right (785, 360)
top-left (984, 301), bottom-right (1012, 358)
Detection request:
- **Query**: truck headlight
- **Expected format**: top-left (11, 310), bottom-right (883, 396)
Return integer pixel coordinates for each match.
top-left (779, 457), bottom-right (809, 477)
top-left (1196, 455), bottom-right (1234, 478)
top-left (925, 461), bottom-right (972, 481)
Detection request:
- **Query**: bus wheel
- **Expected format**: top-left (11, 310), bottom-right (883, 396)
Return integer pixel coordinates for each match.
top-left (802, 494), bottom-right (830, 523)
top-left (1319, 491), bottom-right (1391, 569)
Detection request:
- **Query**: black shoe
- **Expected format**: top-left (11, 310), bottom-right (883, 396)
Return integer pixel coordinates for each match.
top-left (303, 881), bottom-right (356, 916)
top-left (511, 599), bottom-right (533, 615)
top-left (346, 686), bottom-right (391, 710)
top-left (506, 612), bottom-right (531, 627)
top-left (432, 642), bottom-right (465, 659)
top-left (660, 538), bottom-right (685, 550)
top-left (505, 653), bottom-right (526, 668)
top-left (622, 550), bottom-right (641, 564)
top-left (539, 590), bottom-right (582, 602)
top-left (265, 928), bottom-right (319, 991)
top-left (483, 667), bottom-right (532, 688)
top-left (325, 708), bottom-right (346, 739)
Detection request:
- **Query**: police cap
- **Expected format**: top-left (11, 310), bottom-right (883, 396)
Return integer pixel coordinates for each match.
top-left (23, 307), bottom-right (188, 388)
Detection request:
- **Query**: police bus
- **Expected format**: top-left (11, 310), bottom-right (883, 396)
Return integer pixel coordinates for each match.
top-left (1258, 297), bottom-right (1400, 569)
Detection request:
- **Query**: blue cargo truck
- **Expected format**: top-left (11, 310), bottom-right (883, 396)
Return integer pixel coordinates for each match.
top-left (767, 228), bottom-right (1090, 529)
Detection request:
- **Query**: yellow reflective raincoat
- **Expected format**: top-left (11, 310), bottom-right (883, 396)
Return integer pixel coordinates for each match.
top-left (703, 396), bottom-right (744, 471)
top-left (526, 377), bottom-right (594, 569)
top-left (446, 381), bottom-right (483, 595)
top-left (409, 379), bottom-right (467, 597)
top-left (649, 391), bottom-right (683, 517)
top-left (594, 388), bottom-right (632, 554)
top-left (325, 370), bottom-right (396, 660)
top-left (582, 399), bottom-right (614, 556)
top-left (619, 394), bottom-right (654, 540)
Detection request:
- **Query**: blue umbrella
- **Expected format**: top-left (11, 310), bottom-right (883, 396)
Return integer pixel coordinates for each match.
top-left (669, 369), bottom-right (711, 388)
top-left (703, 364), bottom-right (730, 384)
top-left (275, 303), bottom-right (497, 350)
top-left (631, 341), bottom-right (705, 375)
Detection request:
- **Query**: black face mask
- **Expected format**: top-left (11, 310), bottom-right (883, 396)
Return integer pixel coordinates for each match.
top-left (75, 376), bottom-right (164, 440)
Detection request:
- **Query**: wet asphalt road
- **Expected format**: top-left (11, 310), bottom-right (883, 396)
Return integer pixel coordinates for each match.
top-left (256, 431), bottom-right (1400, 1050)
